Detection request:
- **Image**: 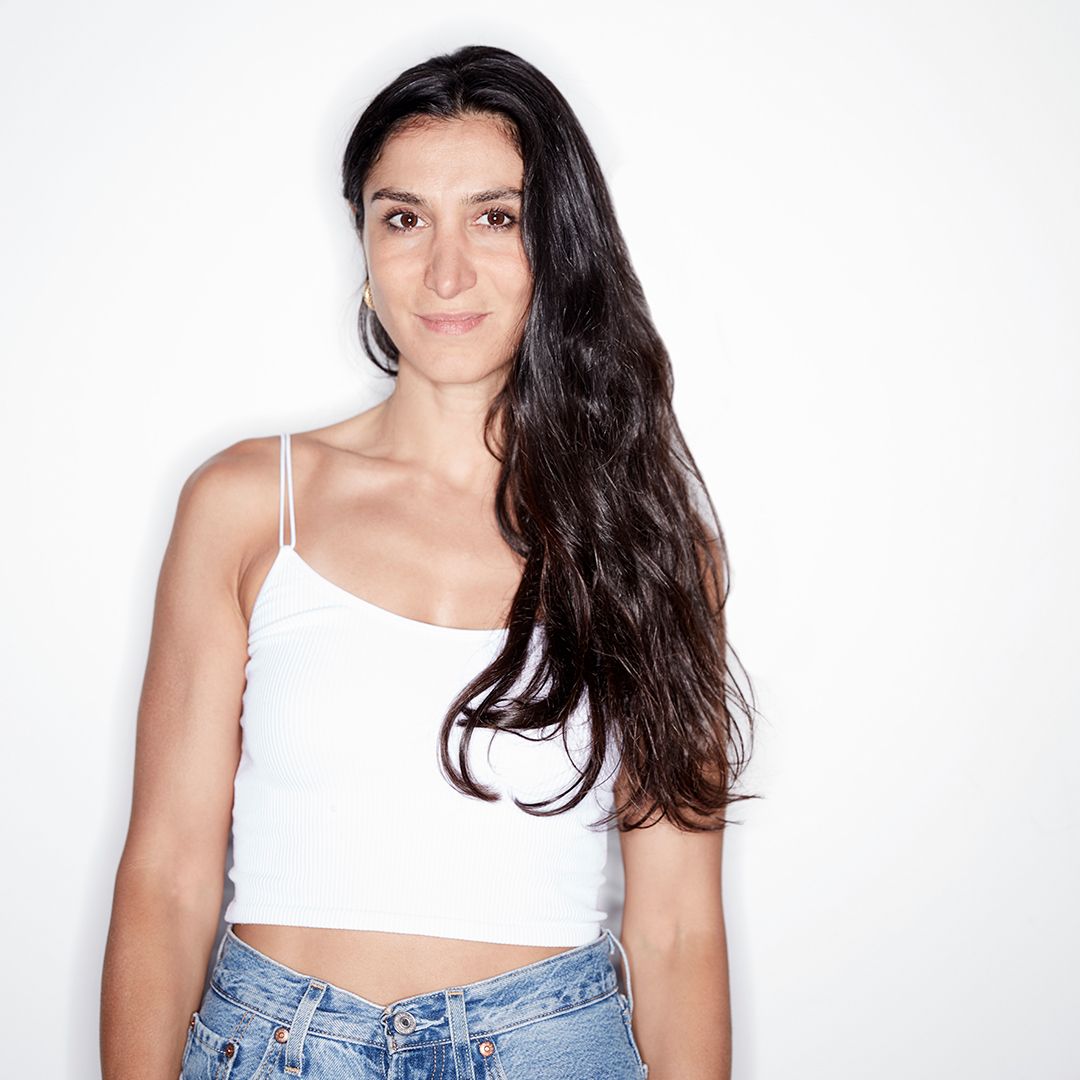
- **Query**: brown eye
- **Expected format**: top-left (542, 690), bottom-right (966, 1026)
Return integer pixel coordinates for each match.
top-left (384, 210), bottom-right (422, 231)
top-left (479, 208), bottom-right (516, 231)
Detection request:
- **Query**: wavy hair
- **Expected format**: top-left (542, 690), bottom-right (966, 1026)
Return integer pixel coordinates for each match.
top-left (341, 44), bottom-right (759, 832)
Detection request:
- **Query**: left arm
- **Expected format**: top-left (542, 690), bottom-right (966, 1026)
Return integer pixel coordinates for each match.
top-left (617, 800), bottom-right (732, 1080)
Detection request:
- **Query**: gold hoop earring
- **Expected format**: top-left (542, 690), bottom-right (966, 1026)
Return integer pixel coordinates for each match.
top-left (363, 279), bottom-right (374, 310)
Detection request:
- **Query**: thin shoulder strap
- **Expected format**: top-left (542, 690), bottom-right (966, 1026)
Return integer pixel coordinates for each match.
top-left (279, 432), bottom-right (296, 548)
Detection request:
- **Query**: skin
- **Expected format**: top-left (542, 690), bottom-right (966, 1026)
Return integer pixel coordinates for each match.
top-left (101, 112), bottom-right (731, 1079)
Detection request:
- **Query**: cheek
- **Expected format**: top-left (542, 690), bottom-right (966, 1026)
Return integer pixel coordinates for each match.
top-left (372, 248), bottom-right (415, 288)
top-left (492, 252), bottom-right (532, 309)
top-left (370, 261), bottom-right (418, 328)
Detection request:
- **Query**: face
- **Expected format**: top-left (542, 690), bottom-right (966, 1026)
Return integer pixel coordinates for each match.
top-left (360, 114), bottom-right (532, 383)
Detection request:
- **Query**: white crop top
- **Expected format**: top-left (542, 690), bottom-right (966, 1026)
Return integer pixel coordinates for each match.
top-left (223, 432), bottom-right (619, 946)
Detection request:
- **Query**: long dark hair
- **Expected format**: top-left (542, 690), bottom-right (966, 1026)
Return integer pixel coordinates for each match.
top-left (341, 44), bottom-right (759, 832)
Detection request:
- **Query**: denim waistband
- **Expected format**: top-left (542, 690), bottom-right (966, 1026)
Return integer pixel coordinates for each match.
top-left (210, 924), bottom-right (629, 1049)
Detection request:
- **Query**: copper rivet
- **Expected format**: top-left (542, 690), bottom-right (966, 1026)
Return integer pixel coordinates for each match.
top-left (189, 1013), bottom-right (196, 1029)
top-left (224, 1042), bottom-right (235, 1057)
top-left (479, 1040), bottom-right (495, 1057)
top-left (274, 1026), bottom-right (290, 1043)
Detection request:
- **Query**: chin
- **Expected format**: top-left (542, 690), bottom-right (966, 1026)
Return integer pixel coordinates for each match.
top-left (399, 346), bottom-right (510, 382)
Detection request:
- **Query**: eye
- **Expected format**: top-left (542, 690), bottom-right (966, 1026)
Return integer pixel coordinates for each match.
top-left (382, 208), bottom-right (426, 232)
top-left (477, 207), bottom-right (517, 231)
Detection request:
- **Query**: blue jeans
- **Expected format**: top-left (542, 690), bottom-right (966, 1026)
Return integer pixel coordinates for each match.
top-left (181, 924), bottom-right (648, 1079)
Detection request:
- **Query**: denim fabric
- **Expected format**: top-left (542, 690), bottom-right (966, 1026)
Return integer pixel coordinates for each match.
top-left (180, 924), bottom-right (648, 1080)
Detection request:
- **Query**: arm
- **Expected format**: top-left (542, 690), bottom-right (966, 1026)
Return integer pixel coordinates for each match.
top-left (99, 440), bottom-right (267, 1080)
top-left (618, 807), bottom-right (731, 1080)
top-left (615, 530), bottom-right (734, 1079)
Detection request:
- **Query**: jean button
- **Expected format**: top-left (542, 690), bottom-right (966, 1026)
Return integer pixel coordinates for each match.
top-left (393, 1011), bottom-right (417, 1034)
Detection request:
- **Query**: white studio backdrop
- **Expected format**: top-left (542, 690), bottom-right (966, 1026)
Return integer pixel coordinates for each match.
top-left (2, 1), bottom-right (1076, 1076)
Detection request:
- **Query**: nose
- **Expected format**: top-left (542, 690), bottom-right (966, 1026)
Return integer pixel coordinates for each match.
top-left (423, 224), bottom-right (477, 299)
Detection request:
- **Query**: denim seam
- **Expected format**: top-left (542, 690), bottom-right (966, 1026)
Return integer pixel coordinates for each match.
top-left (208, 981), bottom-right (386, 1052)
top-left (209, 975), bottom-right (616, 1049)
top-left (386, 985), bottom-right (618, 1046)
top-left (486, 1038), bottom-right (510, 1080)
top-left (477, 985), bottom-right (618, 1040)
top-left (192, 1028), bottom-right (223, 1054)
top-left (618, 998), bottom-right (647, 1073)
top-left (191, 1009), bottom-right (250, 1055)
top-left (228, 1008), bottom-right (257, 1044)
top-left (250, 1037), bottom-right (284, 1080)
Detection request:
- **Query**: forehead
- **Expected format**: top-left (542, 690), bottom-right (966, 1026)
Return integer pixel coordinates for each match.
top-left (364, 115), bottom-right (523, 198)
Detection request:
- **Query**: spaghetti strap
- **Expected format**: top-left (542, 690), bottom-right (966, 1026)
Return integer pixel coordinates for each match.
top-left (279, 432), bottom-right (296, 549)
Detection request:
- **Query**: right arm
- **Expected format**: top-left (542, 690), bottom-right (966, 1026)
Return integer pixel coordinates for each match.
top-left (99, 440), bottom-right (266, 1080)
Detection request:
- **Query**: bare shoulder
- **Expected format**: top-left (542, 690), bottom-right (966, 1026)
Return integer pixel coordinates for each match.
top-left (174, 417), bottom-right (391, 610)
top-left (199, 423), bottom-right (392, 594)
top-left (168, 434), bottom-right (284, 590)
top-left (177, 434), bottom-right (280, 530)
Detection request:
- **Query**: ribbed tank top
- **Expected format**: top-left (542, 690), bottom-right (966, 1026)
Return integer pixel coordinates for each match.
top-left (223, 433), bottom-right (619, 946)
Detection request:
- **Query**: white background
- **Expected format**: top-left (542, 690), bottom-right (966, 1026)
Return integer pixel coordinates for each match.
top-left (2, 1), bottom-right (1076, 1077)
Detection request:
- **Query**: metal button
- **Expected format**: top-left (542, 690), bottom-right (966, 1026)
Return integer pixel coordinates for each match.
top-left (274, 1026), bottom-right (289, 1043)
top-left (393, 1011), bottom-right (417, 1034)
top-left (479, 1040), bottom-right (495, 1057)
top-left (224, 1042), bottom-right (236, 1058)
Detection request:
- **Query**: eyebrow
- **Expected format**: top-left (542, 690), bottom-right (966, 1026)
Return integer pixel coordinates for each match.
top-left (368, 186), bottom-right (523, 208)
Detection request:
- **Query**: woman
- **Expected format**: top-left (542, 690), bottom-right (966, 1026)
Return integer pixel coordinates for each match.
top-left (101, 44), bottom-right (755, 1080)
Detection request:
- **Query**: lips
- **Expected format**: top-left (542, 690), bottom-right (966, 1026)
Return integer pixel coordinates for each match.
top-left (417, 311), bottom-right (489, 335)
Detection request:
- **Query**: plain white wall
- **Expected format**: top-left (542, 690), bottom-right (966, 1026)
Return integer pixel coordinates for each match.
top-left (2, 1), bottom-right (1076, 1076)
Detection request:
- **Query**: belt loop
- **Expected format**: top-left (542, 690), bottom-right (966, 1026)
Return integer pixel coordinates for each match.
top-left (444, 988), bottom-right (477, 1080)
top-left (283, 979), bottom-right (328, 1076)
top-left (607, 928), bottom-right (635, 1016)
